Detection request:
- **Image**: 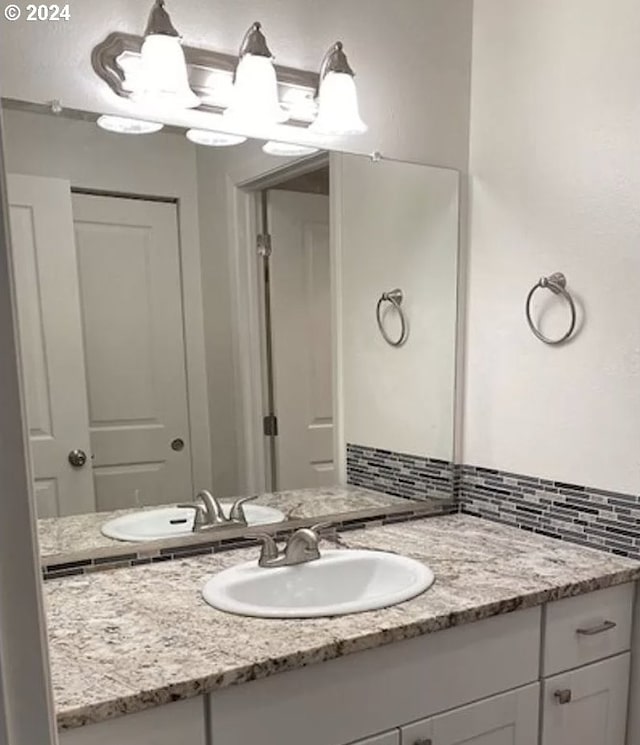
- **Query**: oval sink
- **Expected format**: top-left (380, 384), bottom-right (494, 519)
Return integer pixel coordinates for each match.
top-left (101, 504), bottom-right (285, 542)
top-left (202, 550), bottom-right (434, 618)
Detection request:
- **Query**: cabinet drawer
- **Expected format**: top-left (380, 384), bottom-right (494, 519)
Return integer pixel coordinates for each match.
top-left (542, 653), bottom-right (630, 745)
top-left (543, 583), bottom-right (633, 676)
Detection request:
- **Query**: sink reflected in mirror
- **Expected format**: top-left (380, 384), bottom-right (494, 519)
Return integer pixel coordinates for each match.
top-left (202, 549), bottom-right (435, 618)
top-left (102, 504), bottom-right (285, 542)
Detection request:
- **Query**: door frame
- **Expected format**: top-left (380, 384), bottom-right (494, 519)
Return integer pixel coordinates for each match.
top-left (225, 151), bottom-right (331, 494)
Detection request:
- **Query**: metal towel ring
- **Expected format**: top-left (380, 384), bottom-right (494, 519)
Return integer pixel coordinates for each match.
top-left (525, 272), bottom-right (577, 345)
top-left (376, 289), bottom-right (409, 347)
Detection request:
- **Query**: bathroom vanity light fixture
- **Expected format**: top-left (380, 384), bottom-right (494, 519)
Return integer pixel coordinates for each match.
top-left (96, 115), bottom-right (164, 134)
top-left (134, 0), bottom-right (200, 109)
top-left (311, 42), bottom-right (367, 135)
top-left (92, 23), bottom-right (367, 136)
top-left (186, 129), bottom-right (247, 147)
top-left (263, 140), bottom-right (320, 157)
top-left (224, 23), bottom-right (289, 128)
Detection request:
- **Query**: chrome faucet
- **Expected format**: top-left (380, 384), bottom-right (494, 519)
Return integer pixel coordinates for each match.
top-left (252, 524), bottom-right (331, 568)
top-left (178, 491), bottom-right (258, 531)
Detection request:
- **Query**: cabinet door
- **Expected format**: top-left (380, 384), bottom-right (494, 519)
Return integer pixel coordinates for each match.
top-left (401, 684), bottom-right (539, 745)
top-left (352, 732), bottom-right (399, 745)
top-left (542, 653), bottom-right (629, 745)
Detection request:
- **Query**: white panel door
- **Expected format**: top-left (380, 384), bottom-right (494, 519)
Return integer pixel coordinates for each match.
top-left (72, 194), bottom-right (193, 511)
top-left (542, 654), bottom-right (629, 745)
top-left (8, 174), bottom-right (95, 517)
top-left (268, 190), bottom-right (333, 489)
top-left (401, 685), bottom-right (539, 745)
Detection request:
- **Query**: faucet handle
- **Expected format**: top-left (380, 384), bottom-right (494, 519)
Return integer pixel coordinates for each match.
top-left (229, 495), bottom-right (258, 525)
top-left (248, 532), bottom-right (280, 566)
top-left (176, 502), bottom-right (207, 531)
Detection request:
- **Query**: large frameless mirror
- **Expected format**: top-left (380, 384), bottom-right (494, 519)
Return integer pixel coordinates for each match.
top-left (1, 96), bottom-right (459, 570)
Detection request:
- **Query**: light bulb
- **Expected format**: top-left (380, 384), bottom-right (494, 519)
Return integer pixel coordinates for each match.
top-left (135, 34), bottom-right (200, 109)
top-left (224, 23), bottom-right (288, 128)
top-left (263, 141), bottom-right (320, 157)
top-left (186, 130), bottom-right (247, 147)
top-left (311, 42), bottom-right (367, 136)
top-left (133, 1), bottom-right (200, 110)
top-left (311, 71), bottom-right (367, 135)
top-left (97, 115), bottom-right (164, 134)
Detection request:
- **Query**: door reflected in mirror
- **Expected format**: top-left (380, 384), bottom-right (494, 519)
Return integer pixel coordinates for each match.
top-left (2, 101), bottom-right (459, 566)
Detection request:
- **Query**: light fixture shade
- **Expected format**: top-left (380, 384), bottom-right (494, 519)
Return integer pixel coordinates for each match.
top-left (311, 42), bottom-right (367, 136)
top-left (263, 141), bottom-right (320, 157)
top-left (224, 23), bottom-right (288, 127)
top-left (135, 33), bottom-right (200, 109)
top-left (97, 115), bottom-right (164, 134)
top-left (186, 129), bottom-right (247, 147)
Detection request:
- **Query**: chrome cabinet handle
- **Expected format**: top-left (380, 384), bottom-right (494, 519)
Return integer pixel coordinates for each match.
top-left (68, 449), bottom-right (88, 468)
top-left (576, 620), bottom-right (617, 636)
top-left (554, 689), bottom-right (572, 705)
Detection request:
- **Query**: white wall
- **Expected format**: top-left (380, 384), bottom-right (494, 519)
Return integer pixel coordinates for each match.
top-left (464, 0), bottom-right (640, 494)
top-left (336, 154), bottom-right (459, 461)
top-left (0, 0), bottom-right (473, 170)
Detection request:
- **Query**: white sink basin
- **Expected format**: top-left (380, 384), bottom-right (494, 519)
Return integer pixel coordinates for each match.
top-left (101, 504), bottom-right (285, 542)
top-left (202, 549), bottom-right (434, 618)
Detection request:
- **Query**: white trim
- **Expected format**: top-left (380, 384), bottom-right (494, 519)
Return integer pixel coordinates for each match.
top-left (0, 114), bottom-right (57, 745)
top-left (226, 153), bottom-right (331, 493)
top-left (329, 153), bottom-right (346, 481)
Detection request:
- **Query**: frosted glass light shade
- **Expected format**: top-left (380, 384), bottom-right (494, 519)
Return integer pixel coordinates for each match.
top-left (186, 129), bottom-right (247, 147)
top-left (135, 34), bottom-right (200, 109)
top-left (311, 71), bottom-right (367, 135)
top-left (97, 115), bottom-right (164, 134)
top-left (224, 54), bottom-right (288, 127)
top-left (263, 141), bottom-right (319, 157)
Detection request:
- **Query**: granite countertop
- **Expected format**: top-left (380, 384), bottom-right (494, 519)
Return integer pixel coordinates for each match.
top-left (38, 485), bottom-right (417, 561)
top-left (46, 514), bottom-right (640, 731)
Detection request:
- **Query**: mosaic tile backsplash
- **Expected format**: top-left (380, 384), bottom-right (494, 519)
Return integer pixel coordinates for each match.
top-left (346, 443), bottom-right (455, 501)
top-left (459, 464), bottom-right (640, 561)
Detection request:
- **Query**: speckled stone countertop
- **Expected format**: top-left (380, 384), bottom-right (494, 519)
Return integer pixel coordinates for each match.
top-left (46, 514), bottom-right (640, 731)
top-left (38, 485), bottom-right (415, 561)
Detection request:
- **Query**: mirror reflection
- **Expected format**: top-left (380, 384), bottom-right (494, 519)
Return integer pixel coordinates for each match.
top-left (2, 101), bottom-right (459, 565)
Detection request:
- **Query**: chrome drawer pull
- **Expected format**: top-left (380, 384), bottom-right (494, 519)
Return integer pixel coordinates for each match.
top-left (576, 620), bottom-right (617, 636)
top-left (554, 689), bottom-right (572, 705)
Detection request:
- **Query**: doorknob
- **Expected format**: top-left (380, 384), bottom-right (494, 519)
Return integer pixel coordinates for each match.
top-left (68, 449), bottom-right (88, 468)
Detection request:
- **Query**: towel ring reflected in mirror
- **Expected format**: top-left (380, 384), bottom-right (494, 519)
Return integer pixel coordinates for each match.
top-left (376, 289), bottom-right (409, 347)
top-left (525, 272), bottom-right (577, 345)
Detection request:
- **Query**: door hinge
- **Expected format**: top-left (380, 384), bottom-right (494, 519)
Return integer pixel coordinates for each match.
top-left (263, 414), bottom-right (279, 437)
top-left (257, 233), bottom-right (272, 257)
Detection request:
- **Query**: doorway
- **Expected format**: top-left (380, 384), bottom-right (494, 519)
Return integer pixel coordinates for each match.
top-left (256, 166), bottom-right (334, 492)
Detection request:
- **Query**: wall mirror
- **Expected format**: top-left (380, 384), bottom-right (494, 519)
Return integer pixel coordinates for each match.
top-left (1, 99), bottom-right (460, 571)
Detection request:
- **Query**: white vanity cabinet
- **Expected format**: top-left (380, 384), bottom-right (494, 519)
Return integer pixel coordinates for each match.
top-left (57, 583), bottom-right (636, 745)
